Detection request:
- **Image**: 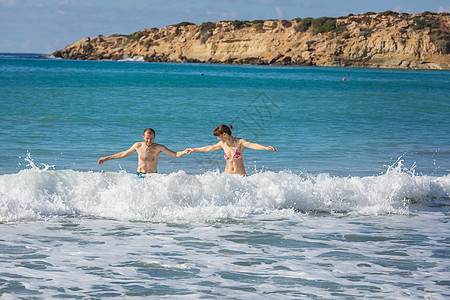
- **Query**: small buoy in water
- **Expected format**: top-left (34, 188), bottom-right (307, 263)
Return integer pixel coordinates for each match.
top-left (343, 78), bottom-right (347, 81)
top-left (201, 73), bottom-right (204, 76)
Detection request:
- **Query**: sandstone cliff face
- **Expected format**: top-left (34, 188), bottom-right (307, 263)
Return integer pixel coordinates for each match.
top-left (53, 13), bottom-right (450, 70)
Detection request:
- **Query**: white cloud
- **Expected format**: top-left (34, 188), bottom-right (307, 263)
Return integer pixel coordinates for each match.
top-left (302, 1), bottom-right (325, 9)
top-left (438, 6), bottom-right (450, 13)
top-left (59, 0), bottom-right (73, 5)
top-left (21, 39), bottom-right (31, 50)
top-left (1, 39), bottom-right (14, 50)
top-left (0, 0), bottom-right (18, 7)
top-left (275, 6), bottom-right (283, 19)
top-left (205, 10), bottom-right (238, 20)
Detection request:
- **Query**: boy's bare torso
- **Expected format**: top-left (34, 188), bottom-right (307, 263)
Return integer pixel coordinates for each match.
top-left (136, 142), bottom-right (162, 173)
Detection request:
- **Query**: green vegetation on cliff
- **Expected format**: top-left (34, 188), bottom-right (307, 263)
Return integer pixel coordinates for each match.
top-left (200, 22), bottom-right (216, 33)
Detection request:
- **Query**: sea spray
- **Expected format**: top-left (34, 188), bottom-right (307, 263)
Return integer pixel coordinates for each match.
top-left (1, 160), bottom-right (448, 223)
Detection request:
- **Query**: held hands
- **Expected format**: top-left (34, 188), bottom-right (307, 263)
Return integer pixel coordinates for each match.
top-left (178, 149), bottom-right (189, 156)
top-left (185, 148), bottom-right (196, 154)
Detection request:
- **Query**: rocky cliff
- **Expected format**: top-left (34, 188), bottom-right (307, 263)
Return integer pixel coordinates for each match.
top-left (53, 12), bottom-right (450, 70)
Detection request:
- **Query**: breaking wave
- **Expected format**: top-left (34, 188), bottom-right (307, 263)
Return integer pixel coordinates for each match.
top-left (0, 159), bottom-right (448, 223)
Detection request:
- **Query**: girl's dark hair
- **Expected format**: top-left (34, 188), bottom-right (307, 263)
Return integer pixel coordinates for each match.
top-left (143, 128), bottom-right (156, 135)
top-left (213, 124), bottom-right (233, 136)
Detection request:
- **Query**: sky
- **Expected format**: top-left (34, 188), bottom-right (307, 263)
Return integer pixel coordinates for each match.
top-left (1, 0), bottom-right (449, 54)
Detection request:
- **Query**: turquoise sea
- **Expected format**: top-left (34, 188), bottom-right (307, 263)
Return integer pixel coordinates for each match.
top-left (0, 53), bottom-right (449, 298)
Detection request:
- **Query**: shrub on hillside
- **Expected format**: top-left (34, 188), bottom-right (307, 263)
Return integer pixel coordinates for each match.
top-left (173, 22), bottom-right (195, 27)
top-left (312, 17), bottom-right (337, 34)
top-left (232, 20), bottom-right (248, 29)
top-left (380, 11), bottom-right (399, 16)
top-left (413, 16), bottom-right (440, 30)
top-left (296, 18), bottom-right (313, 32)
top-left (200, 22), bottom-right (216, 33)
top-left (251, 20), bottom-right (265, 24)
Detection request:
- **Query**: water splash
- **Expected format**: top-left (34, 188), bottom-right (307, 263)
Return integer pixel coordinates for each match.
top-left (1, 158), bottom-right (449, 223)
top-left (21, 151), bottom-right (55, 172)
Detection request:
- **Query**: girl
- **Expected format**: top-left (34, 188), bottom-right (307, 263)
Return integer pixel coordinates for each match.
top-left (186, 125), bottom-right (277, 176)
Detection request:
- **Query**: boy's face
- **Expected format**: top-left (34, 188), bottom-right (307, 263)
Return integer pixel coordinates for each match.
top-left (143, 132), bottom-right (155, 146)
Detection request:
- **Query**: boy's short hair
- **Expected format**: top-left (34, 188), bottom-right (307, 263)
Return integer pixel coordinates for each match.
top-left (143, 128), bottom-right (156, 135)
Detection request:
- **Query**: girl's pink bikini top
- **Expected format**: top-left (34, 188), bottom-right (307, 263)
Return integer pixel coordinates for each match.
top-left (224, 141), bottom-right (243, 160)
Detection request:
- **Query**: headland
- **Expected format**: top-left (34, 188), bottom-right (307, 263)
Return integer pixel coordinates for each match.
top-left (53, 11), bottom-right (450, 70)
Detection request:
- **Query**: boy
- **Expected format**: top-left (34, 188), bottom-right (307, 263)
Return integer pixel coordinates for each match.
top-left (98, 128), bottom-right (187, 175)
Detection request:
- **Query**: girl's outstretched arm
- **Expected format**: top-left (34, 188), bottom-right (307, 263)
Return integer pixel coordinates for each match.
top-left (241, 139), bottom-right (277, 151)
top-left (186, 142), bottom-right (222, 153)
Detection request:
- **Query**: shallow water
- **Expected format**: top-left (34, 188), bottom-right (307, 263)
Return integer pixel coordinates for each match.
top-left (1, 211), bottom-right (449, 298)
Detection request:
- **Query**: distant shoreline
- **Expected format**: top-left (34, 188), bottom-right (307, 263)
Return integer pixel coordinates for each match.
top-left (52, 11), bottom-right (450, 70)
top-left (3, 52), bottom-right (450, 72)
top-left (0, 52), bottom-right (49, 56)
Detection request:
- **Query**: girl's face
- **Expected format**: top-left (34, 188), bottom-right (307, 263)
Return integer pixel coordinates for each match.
top-left (217, 133), bottom-right (228, 142)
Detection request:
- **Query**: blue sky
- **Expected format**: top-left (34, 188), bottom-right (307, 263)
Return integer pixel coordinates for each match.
top-left (1, 0), bottom-right (449, 53)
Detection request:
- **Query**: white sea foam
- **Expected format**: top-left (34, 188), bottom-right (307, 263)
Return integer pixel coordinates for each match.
top-left (1, 160), bottom-right (448, 223)
top-left (118, 55), bottom-right (144, 62)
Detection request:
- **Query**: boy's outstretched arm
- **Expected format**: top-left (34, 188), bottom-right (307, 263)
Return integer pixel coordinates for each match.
top-left (160, 145), bottom-right (188, 158)
top-left (98, 143), bottom-right (138, 165)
